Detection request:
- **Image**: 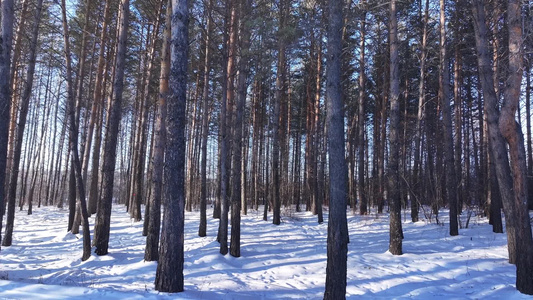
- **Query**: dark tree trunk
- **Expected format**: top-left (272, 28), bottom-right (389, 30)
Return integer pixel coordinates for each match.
top-left (439, 0), bottom-right (458, 236)
top-left (358, 3), bottom-right (367, 216)
top-left (198, 0), bottom-right (213, 238)
top-left (93, 0), bottom-right (129, 256)
top-left (498, 0), bottom-right (533, 294)
top-left (154, 0), bottom-right (188, 292)
top-left (388, 0), bottom-right (403, 256)
top-left (218, 0), bottom-right (236, 254)
top-left (230, 0), bottom-right (251, 257)
top-left (0, 0), bottom-right (15, 251)
top-left (60, 0), bottom-right (92, 261)
top-left (2, 0), bottom-right (42, 246)
top-left (411, 0), bottom-right (429, 223)
top-left (85, 0), bottom-right (111, 216)
top-left (323, 0), bottom-right (348, 297)
top-left (272, 0), bottom-right (288, 226)
top-left (472, 0), bottom-right (533, 294)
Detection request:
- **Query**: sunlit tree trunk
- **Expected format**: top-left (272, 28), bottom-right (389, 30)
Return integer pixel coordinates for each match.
top-left (94, 0), bottom-right (129, 256)
top-left (154, 0), bottom-right (188, 292)
top-left (145, 0), bottom-right (171, 262)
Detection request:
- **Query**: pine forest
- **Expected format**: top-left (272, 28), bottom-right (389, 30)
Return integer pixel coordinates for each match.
top-left (0, 0), bottom-right (533, 298)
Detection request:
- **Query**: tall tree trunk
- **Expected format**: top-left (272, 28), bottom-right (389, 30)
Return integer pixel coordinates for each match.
top-left (154, 0), bottom-right (188, 292)
top-left (388, 0), bottom-right (403, 256)
top-left (218, 0), bottom-right (236, 255)
top-left (411, 0), bottom-right (429, 223)
top-left (5, 0), bottom-right (29, 178)
top-left (230, 0), bottom-right (251, 257)
top-left (498, 0), bottom-right (533, 294)
top-left (323, 0), bottom-right (348, 297)
top-left (0, 0), bottom-right (15, 250)
top-left (472, 0), bottom-right (533, 294)
top-left (59, 0), bottom-right (91, 261)
top-left (272, 0), bottom-right (288, 225)
top-left (134, 2), bottom-right (164, 223)
top-left (439, 0), bottom-right (458, 236)
top-left (314, 37), bottom-right (323, 223)
top-left (2, 0), bottom-right (43, 246)
top-left (145, 0), bottom-right (171, 262)
top-left (527, 65), bottom-right (532, 176)
top-left (453, 9), bottom-right (463, 214)
top-left (358, 3), bottom-right (367, 215)
top-left (86, 0), bottom-right (111, 215)
top-left (93, 0), bottom-right (129, 256)
top-left (199, 0), bottom-right (213, 238)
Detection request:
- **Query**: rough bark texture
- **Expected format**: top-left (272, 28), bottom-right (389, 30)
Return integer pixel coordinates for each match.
top-left (388, 0), bottom-right (403, 256)
top-left (145, 0), bottom-right (171, 262)
top-left (323, 0), bottom-right (348, 297)
top-left (154, 0), bottom-right (188, 292)
top-left (0, 0), bottom-right (15, 250)
top-left (499, 0), bottom-right (533, 294)
top-left (472, 0), bottom-right (533, 295)
top-left (218, 0), bottom-right (236, 255)
top-left (230, 0), bottom-right (251, 257)
top-left (93, 0), bottom-right (129, 256)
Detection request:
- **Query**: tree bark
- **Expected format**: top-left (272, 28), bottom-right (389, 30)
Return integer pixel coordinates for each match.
top-left (93, 0), bottom-right (129, 256)
top-left (498, 0), bottom-right (533, 294)
top-left (472, 0), bottom-right (533, 294)
top-left (218, 0), bottom-right (236, 254)
top-left (388, 0), bottom-right (403, 256)
top-left (323, 0), bottom-right (348, 297)
top-left (230, 0), bottom-right (251, 257)
top-left (86, 0), bottom-right (111, 215)
top-left (1, 0), bottom-right (43, 246)
top-left (0, 0), bottom-right (15, 251)
top-left (272, 0), bottom-right (288, 225)
top-left (145, 0), bottom-right (171, 262)
top-left (154, 0), bottom-right (188, 292)
top-left (59, 0), bottom-right (91, 261)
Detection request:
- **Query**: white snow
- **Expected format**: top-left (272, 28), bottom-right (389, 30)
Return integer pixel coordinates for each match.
top-left (0, 205), bottom-right (531, 299)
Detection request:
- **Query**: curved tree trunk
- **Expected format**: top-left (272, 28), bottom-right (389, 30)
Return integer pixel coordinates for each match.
top-left (472, 0), bottom-right (533, 294)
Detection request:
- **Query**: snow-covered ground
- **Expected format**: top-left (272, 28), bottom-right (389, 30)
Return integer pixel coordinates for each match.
top-left (0, 204), bottom-right (530, 299)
